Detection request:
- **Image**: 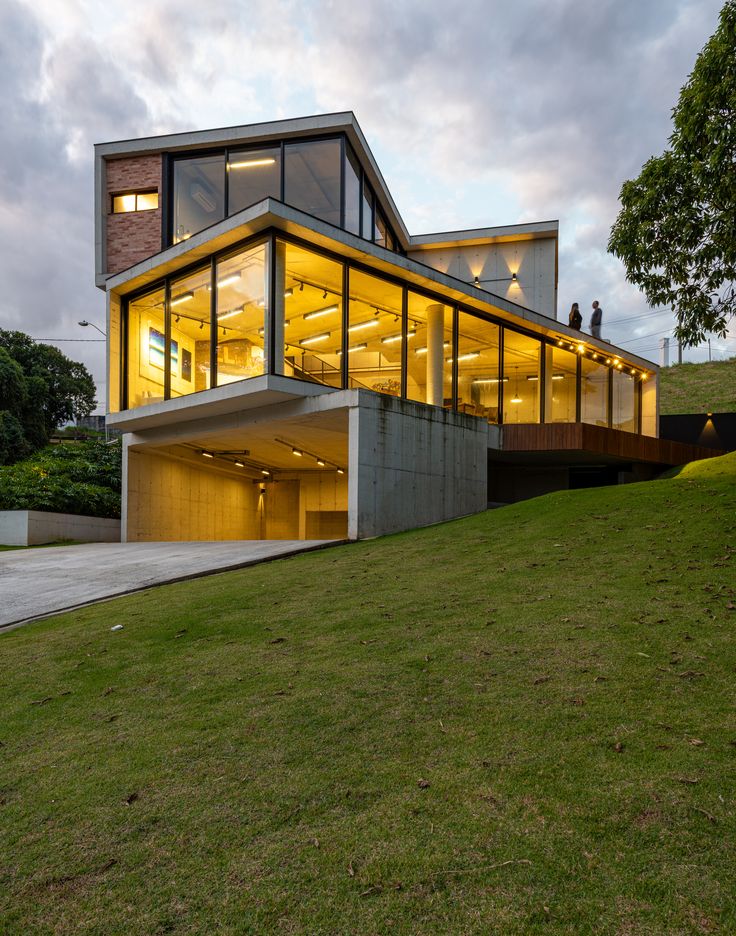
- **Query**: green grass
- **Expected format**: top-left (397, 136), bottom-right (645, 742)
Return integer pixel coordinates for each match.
top-left (1, 454), bottom-right (735, 935)
top-left (659, 357), bottom-right (736, 414)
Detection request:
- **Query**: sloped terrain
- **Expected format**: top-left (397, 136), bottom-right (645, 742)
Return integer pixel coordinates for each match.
top-left (1, 453), bottom-right (735, 935)
top-left (659, 357), bottom-right (736, 414)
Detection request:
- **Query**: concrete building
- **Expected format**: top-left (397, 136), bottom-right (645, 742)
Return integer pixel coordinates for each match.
top-left (95, 113), bottom-right (704, 543)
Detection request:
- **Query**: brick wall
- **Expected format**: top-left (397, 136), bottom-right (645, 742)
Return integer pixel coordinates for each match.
top-left (106, 154), bottom-right (163, 275)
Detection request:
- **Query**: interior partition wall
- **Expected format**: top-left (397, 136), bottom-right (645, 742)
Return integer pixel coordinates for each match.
top-left (117, 229), bottom-right (652, 431)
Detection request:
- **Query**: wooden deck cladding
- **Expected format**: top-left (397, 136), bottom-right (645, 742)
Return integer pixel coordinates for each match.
top-left (501, 423), bottom-right (723, 466)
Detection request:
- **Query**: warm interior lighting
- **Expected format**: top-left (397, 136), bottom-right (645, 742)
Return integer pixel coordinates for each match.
top-left (261, 468), bottom-right (271, 476)
top-left (292, 448), bottom-right (303, 457)
top-left (201, 450), bottom-right (214, 459)
top-left (552, 374), bottom-right (565, 380)
top-left (527, 375), bottom-right (538, 382)
top-left (605, 358), bottom-right (612, 364)
top-left (381, 329), bottom-right (416, 344)
top-left (284, 287), bottom-right (294, 298)
top-left (473, 377), bottom-right (508, 384)
top-left (557, 339), bottom-right (564, 346)
top-left (228, 157), bottom-right (277, 169)
top-left (348, 342), bottom-right (368, 352)
top-left (170, 291), bottom-right (194, 307)
top-left (511, 272), bottom-right (518, 282)
top-left (216, 272), bottom-right (241, 289)
top-left (300, 332), bottom-right (330, 346)
top-left (577, 343), bottom-right (585, 354)
top-left (448, 352), bottom-right (480, 363)
top-left (217, 304), bottom-right (244, 321)
top-left (234, 461), bottom-right (245, 468)
top-left (303, 304), bottom-right (339, 320)
top-left (316, 459), bottom-right (326, 466)
top-left (348, 319), bottom-right (380, 333)
top-left (706, 411), bottom-right (713, 417)
top-left (336, 468), bottom-right (344, 474)
top-left (473, 276), bottom-right (480, 287)
top-left (641, 373), bottom-right (648, 381)
top-left (510, 393), bottom-right (522, 403)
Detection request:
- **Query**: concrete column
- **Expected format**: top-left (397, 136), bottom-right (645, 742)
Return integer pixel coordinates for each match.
top-left (426, 304), bottom-right (445, 406)
top-left (266, 240), bottom-right (286, 374)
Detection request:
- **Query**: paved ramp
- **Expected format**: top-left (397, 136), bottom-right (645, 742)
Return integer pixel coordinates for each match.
top-left (0, 540), bottom-right (339, 631)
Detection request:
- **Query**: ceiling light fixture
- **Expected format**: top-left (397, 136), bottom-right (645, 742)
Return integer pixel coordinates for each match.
top-left (216, 272), bottom-right (241, 289)
top-left (217, 304), bottom-right (245, 321)
top-left (228, 157), bottom-right (277, 169)
top-left (381, 329), bottom-right (416, 344)
top-left (447, 352), bottom-right (480, 363)
top-left (348, 342), bottom-right (368, 352)
top-left (292, 447), bottom-right (303, 457)
top-left (348, 319), bottom-right (379, 333)
top-left (170, 291), bottom-right (194, 307)
top-left (300, 332), bottom-right (330, 346)
top-left (201, 450), bottom-right (214, 459)
top-left (303, 304), bottom-right (339, 320)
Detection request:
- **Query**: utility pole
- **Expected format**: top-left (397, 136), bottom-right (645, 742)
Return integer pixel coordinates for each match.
top-left (678, 340), bottom-right (683, 365)
top-left (708, 338), bottom-right (712, 362)
top-left (660, 336), bottom-right (670, 367)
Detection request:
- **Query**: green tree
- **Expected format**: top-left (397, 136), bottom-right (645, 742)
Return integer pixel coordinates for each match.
top-left (609, 1), bottom-right (736, 346)
top-left (0, 330), bottom-right (96, 449)
top-left (0, 348), bottom-right (31, 465)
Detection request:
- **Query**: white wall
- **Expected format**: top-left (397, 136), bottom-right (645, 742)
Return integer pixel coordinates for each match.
top-left (0, 511), bottom-right (120, 546)
top-left (408, 238), bottom-right (557, 319)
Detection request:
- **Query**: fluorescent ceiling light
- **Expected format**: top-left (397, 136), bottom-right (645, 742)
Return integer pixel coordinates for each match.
top-left (217, 304), bottom-right (244, 321)
top-left (300, 332), bottom-right (330, 346)
top-left (447, 352), bottom-right (480, 363)
top-left (348, 320), bottom-right (379, 333)
top-left (201, 450), bottom-right (214, 458)
top-left (228, 157), bottom-right (277, 169)
top-left (190, 183), bottom-right (216, 213)
top-left (381, 329), bottom-right (416, 345)
top-left (473, 377), bottom-right (508, 384)
top-left (217, 272), bottom-right (241, 289)
top-left (170, 291), bottom-right (194, 307)
top-left (348, 342), bottom-right (367, 352)
top-left (304, 304), bottom-right (339, 320)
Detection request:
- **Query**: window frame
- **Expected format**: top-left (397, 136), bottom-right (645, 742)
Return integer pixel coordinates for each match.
top-left (110, 189), bottom-right (159, 214)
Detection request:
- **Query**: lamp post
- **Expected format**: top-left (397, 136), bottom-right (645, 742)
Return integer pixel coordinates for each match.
top-left (78, 319), bottom-right (107, 337)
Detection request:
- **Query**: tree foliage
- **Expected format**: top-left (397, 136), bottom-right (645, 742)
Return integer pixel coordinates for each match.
top-left (0, 440), bottom-right (121, 518)
top-left (0, 330), bottom-right (96, 464)
top-left (609, 1), bottom-right (736, 347)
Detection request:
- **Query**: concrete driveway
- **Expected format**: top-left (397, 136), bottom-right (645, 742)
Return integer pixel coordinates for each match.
top-left (0, 540), bottom-right (340, 631)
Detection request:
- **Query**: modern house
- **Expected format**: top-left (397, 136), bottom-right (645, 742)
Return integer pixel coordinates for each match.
top-left (96, 113), bottom-right (708, 543)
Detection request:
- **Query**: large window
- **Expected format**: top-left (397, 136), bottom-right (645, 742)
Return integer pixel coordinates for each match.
top-left (127, 286), bottom-right (166, 408)
top-left (347, 270), bottom-right (403, 396)
top-left (277, 241), bottom-right (343, 388)
top-left (503, 331), bottom-right (541, 424)
top-left (545, 345), bottom-right (578, 422)
top-left (227, 146), bottom-right (280, 215)
top-left (456, 313), bottom-right (500, 421)
top-left (169, 266), bottom-right (212, 399)
top-left (172, 154), bottom-right (225, 244)
top-left (406, 293), bottom-right (453, 406)
top-left (119, 232), bottom-right (655, 429)
top-left (612, 367), bottom-right (637, 432)
top-left (344, 144), bottom-right (361, 236)
top-left (215, 242), bottom-right (269, 384)
top-left (284, 139), bottom-right (341, 227)
top-left (581, 357), bottom-right (609, 426)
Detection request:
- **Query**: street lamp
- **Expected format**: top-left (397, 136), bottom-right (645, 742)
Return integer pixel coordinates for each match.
top-left (78, 319), bottom-right (107, 337)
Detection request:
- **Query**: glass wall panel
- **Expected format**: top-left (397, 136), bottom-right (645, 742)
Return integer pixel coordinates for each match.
top-left (612, 368), bottom-right (636, 431)
top-left (172, 154), bottom-right (225, 244)
top-left (284, 139), bottom-right (341, 226)
top-left (278, 241), bottom-right (343, 388)
top-left (641, 374), bottom-right (657, 437)
top-left (406, 293), bottom-right (452, 406)
top-left (344, 144), bottom-right (361, 236)
top-left (168, 266), bottom-right (212, 399)
top-left (503, 330), bottom-right (541, 423)
top-left (215, 242), bottom-right (269, 385)
top-left (227, 146), bottom-right (280, 215)
top-left (347, 270), bottom-right (403, 395)
top-left (375, 207), bottom-right (387, 248)
top-left (545, 345), bottom-right (577, 422)
top-left (361, 178), bottom-right (373, 240)
top-left (127, 286), bottom-right (166, 408)
top-left (456, 313), bottom-right (500, 421)
top-left (581, 357), bottom-right (609, 426)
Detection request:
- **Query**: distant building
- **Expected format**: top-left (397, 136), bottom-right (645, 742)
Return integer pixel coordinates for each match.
top-left (94, 113), bottom-right (699, 543)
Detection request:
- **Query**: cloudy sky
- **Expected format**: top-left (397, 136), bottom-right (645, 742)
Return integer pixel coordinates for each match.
top-left (2, 0), bottom-right (732, 412)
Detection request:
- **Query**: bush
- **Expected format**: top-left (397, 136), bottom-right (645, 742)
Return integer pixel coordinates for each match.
top-left (0, 440), bottom-right (121, 518)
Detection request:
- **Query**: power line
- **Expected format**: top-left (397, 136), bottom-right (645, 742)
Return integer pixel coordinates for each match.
top-left (30, 338), bottom-right (106, 343)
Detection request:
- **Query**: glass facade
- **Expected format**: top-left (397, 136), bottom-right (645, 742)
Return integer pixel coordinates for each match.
top-left (127, 286), bottom-right (166, 408)
top-left (457, 312), bottom-right (500, 421)
top-left (215, 242), bottom-right (269, 384)
top-left (172, 154), bottom-right (225, 244)
top-left (545, 345), bottom-right (578, 423)
top-left (118, 231), bottom-right (654, 425)
top-left (612, 368), bottom-right (637, 432)
top-left (581, 357), bottom-right (609, 426)
top-left (277, 240), bottom-right (343, 388)
top-left (407, 293), bottom-right (453, 406)
top-left (169, 265), bottom-right (212, 398)
top-left (227, 146), bottom-right (280, 216)
top-left (347, 270), bottom-right (403, 395)
top-left (503, 331), bottom-right (541, 424)
top-left (169, 134), bottom-right (401, 252)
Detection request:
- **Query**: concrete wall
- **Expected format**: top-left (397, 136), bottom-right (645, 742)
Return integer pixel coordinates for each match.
top-left (0, 511), bottom-right (120, 546)
top-left (106, 155), bottom-right (163, 276)
top-left (349, 392), bottom-right (488, 539)
top-left (408, 237), bottom-right (557, 319)
top-left (125, 450), bottom-right (261, 541)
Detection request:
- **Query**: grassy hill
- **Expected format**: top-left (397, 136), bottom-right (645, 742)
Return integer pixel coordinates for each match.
top-left (659, 357), bottom-right (736, 414)
top-left (1, 454), bottom-right (735, 935)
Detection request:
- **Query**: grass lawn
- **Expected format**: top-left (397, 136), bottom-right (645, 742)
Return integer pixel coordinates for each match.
top-left (659, 358), bottom-right (736, 414)
top-left (1, 454), bottom-right (735, 934)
